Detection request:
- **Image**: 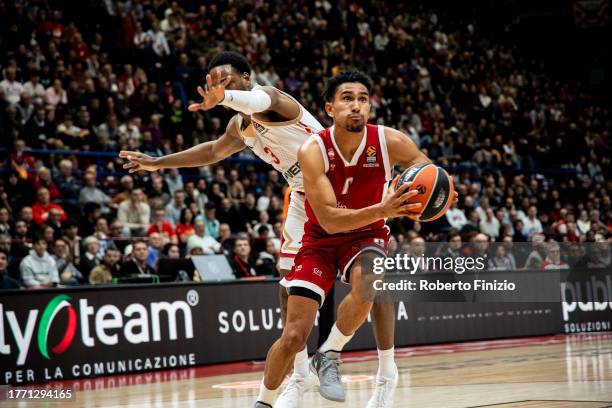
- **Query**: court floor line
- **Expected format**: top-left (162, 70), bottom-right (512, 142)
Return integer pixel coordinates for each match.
top-left (395, 379), bottom-right (612, 388)
top-left (466, 401), bottom-right (530, 408)
top-left (466, 401), bottom-right (612, 408)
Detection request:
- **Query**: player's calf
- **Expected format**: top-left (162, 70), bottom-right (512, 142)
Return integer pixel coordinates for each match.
top-left (256, 295), bottom-right (318, 407)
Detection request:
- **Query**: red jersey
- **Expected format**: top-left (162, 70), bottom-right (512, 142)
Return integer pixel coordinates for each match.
top-left (304, 124), bottom-right (392, 239)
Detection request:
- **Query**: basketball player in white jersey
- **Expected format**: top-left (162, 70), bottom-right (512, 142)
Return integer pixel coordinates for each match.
top-left (119, 52), bottom-right (398, 407)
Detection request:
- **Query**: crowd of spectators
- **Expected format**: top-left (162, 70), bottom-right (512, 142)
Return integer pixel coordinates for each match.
top-left (0, 0), bottom-right (610, 289)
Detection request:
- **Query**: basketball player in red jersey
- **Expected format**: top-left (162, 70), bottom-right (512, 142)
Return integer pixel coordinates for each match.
top-left (121, 53), bottom-right (416, 407)
top-left (255, 71), bottom-right (443, 408)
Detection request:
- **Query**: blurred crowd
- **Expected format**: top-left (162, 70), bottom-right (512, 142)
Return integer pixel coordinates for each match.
top-left (0, 0), bottom-right (610, 290)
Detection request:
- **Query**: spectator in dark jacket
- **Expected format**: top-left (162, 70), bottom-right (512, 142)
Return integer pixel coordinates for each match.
top-left (54, 160), bottom-right (81, 213)
top-left (229, 234), bottom-right (258, 278)
top-left (120, 240), bottom-right (154, 276)
top-left (0, 249), bottom-right (21, 289)
top-left (78, 236), bottom-right (100, 280)
top-left (102, 248), bottom-right (123, 277)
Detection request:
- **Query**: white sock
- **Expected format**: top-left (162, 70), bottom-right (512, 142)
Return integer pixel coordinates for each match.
top-left (293, 347), bottom-right (310, 377)
top-left (257, 380), bottom-right (279, 406)
top-left (319, 323), bottom-right (353, 353)
top-left (377, 347), bottom-right (397, 378)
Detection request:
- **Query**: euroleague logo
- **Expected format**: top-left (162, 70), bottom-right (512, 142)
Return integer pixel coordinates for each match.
top-left (415, 184), bottom-right (426, 195)
top-left (366, 146), bottom-right (377, 163)
top-left (38, 294), bottom-right (77, 360)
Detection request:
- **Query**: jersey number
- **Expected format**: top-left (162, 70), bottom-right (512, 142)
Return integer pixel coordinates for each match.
top-left (264, 146), bottom-right (281, 165)
top-left (341, 177), bottom-right (354, 195)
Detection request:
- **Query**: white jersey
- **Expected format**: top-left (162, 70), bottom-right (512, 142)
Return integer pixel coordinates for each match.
top-left (235, 88), bottom-right (323, 192)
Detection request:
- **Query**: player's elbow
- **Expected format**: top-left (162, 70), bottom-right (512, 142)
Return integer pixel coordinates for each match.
top-left (318, 216), bottom-right (341, 235)
top-left (319, 222), bottom-right (337, 235)
top-left (209, 150), bottom-right (225, 163)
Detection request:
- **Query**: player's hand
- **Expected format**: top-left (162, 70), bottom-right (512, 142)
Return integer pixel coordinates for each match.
top-left (380, 175), bottom-right (422, 219)
top-left (188, 71), bottom-right (229, 112)
top-left (119, 151), bottom-right (160, 173)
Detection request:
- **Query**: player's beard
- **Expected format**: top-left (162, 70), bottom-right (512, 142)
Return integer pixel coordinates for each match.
top-left (346, 116), bottom-right (366, 132)
top-left (346, 123), bottom-right (365, 132)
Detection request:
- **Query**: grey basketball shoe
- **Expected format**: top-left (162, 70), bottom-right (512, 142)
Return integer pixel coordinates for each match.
top-left (309, 350), bottom-right (345, 402)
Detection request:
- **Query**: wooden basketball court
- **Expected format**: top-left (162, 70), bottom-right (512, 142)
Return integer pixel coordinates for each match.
top-left (7, 332), bottom-right (612, 407)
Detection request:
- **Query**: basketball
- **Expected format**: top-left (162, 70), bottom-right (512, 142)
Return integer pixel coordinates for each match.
top-left (397, 163), bottom-right (455, 222)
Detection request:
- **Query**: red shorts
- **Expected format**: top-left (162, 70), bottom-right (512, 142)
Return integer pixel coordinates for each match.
top-left (279, 228), bottom-right (389, 306)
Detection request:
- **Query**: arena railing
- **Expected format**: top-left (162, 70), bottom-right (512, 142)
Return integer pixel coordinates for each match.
top-left (0, 147), bottom-right (580, 177)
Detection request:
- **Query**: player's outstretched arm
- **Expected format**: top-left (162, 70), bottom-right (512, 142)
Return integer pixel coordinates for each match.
top-left (299, 139), bottom-right (422, 234)
top-left (188, 70), bottom-right (300, 121)
top-left (119, 116), bottom-right (245, 173)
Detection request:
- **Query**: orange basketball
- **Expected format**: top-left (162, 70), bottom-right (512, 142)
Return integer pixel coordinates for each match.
top-left (397, 163), bottom-right (455, 222)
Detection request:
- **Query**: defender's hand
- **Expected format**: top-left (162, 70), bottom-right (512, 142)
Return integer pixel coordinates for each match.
top-left (188, 71), bottom-right (229, 112)
top-left (119, 151), bottom-right (160, 173)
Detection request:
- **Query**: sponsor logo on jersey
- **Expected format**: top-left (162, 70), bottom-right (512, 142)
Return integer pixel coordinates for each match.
top-left (283, 161), bottom-right (301, 179)
top-left (366, 146), bottom-right (377, 163)
top-left (327, 148), bottom-right (335, 161)
top-left (374, 238), bottom-right (385, 247)
top-left (252, 121), bottom-right (269, 136)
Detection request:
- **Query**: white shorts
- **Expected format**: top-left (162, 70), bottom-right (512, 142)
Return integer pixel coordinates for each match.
top-left (279, 190), bottom-right (307, 271)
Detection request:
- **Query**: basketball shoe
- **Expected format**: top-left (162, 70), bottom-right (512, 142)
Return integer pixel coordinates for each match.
top-left (366, 366), bottom-right (399, 408)
top-left (310, 350), bottom-right (345, 402)
top-left (275, 370), bottom-right (318, 408)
